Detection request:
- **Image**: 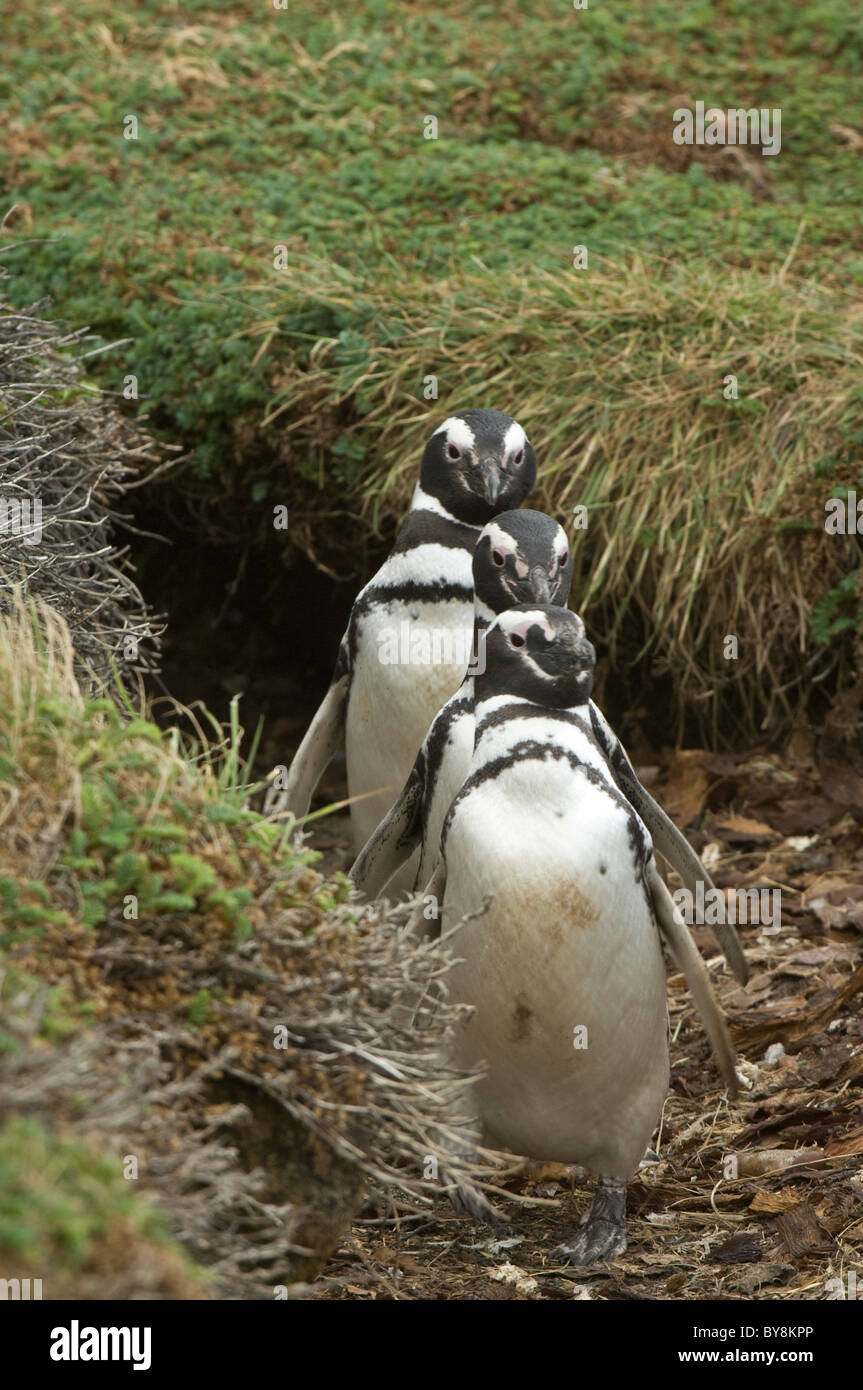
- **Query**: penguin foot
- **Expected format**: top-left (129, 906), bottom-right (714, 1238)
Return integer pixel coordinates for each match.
top-left (553, 1176), bottom-right (627, 1266)
top-left (448, 1179), bottom-right (507, 1230)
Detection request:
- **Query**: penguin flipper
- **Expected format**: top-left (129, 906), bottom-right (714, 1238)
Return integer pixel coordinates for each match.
top-left (648, 863), bottom-right (739, 1097)
top-left (619, 769), bottom-right (748, 985)
top-left (280, 671), bottom-right (350, 821)
top-left (350, 762), bottom-right (425, 900)
top-left (590, 703), bottom-right (748, 986)
top-left (401, 859), bottom-right (446, 944)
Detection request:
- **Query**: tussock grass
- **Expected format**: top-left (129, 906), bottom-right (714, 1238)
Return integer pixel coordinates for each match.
top-left (4, 0), bottom-right (862, 736)
top-left (0, 288), bottom-right (167, 683)
top-left (0, 597), bottom-right (496, 1293)
top-left (262, 252), bottom-right (863, 739)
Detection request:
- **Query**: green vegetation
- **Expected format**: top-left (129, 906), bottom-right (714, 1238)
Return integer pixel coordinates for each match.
top-left (0, 597), bottom-right (330, 956)
top-left (0, 970), bottom-right (95, 1050)
top-left (0, 597), bottom-right (490, 1295)
top-left (0, 1115), bottom-right (210, 1298)
top-left (2, 0), bottom-right (861, 731)
top-left (4, 0), bottom-right (860, 480)
top-left (811, 568), bottom-right (863, 646)
top-left (0, 1116), bottom-right (171, 1268)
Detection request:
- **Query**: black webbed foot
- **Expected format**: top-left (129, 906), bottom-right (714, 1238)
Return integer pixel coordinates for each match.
top-left (552, 1175), bottom-right (627, 1265)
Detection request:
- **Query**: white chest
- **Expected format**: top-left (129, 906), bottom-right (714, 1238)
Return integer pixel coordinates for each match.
top-left (442, 753), bottom-right (668, 1174)
top-left (345, 544), bottom-right (475, 848)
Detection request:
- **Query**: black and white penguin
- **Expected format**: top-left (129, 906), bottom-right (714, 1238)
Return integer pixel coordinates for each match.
top-left (428, 605), bottom-right (738, 1262)
top-left (351, 508), bottom-right (573, 896)
top-left (351, 528), bottom-right (748, 986)
top-left (278, 410), bottom-right (537, 854)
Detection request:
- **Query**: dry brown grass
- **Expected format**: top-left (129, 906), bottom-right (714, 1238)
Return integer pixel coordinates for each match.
top-left (0, 599), bottom-right (500, 1295)
top-left (0, 286), bottom-right (169, 683)
top-left (257, 250), bottom-right (863, 739)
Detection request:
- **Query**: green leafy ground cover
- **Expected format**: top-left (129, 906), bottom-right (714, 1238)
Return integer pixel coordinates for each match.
top-left (2, 1), bottom-right (861, 729)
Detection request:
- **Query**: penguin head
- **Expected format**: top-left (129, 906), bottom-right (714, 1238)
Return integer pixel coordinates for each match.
top-left (420, 410), bottom-right (536, 524)
top-left (476, 605), bottom-right (595, 707)
top-left (473, 510), bottom-right (573, 620)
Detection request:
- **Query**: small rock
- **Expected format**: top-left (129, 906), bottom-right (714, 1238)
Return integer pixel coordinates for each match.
top-left (736, 1060), bottom-right (758, 1089)
top-left (490, 1262), bottom-right (539, 1295)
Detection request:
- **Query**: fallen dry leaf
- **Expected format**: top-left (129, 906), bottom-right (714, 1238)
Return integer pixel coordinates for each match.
top-left (750, 1190), bottom-right (806, 1213)
top-left (737, 1148), bottom-right (824, 1177)
top-left (712, 815), bottom-right (778, 843)
top-left (730, 963), bottom-right (863, 1047)
top-left (772, 1204), bottom-right (833, 1257)
top-left (802, 878), bottom-right (863, 932)
top-left (660, 750), bottom-right (711, 827)
top-left (711, 1232), bottom-right (763, 1264)
top-left (825, 1127), bottom-right (863, 1159)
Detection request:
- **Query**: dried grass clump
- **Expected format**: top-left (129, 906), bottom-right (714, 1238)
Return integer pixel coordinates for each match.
top-left (0, 598), bottom-right (489, 1297)
top-left (0, 282), bottom-right (166, 682)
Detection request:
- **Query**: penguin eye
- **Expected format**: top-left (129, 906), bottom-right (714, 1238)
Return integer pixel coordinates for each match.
top-left (559, 550), bottom-right (569, 568)
top-left (513, 448), bottom-right (524, 465)
top-left (492, 549), bottom-right (506, 567)
top-left (446, 442), bottom-right (462, 461)
top-left (510, 633), bottom-right (526, 647)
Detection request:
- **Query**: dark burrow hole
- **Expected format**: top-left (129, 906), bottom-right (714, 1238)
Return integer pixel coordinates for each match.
top-left (129, 486), bottom-right (365, 796)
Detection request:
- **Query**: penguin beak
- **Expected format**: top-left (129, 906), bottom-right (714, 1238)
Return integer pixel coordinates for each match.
top-left (477, 459), bottom-right (502, 505)
top-left (529, 567), bottom-right (554, 603)
top-left (573, 637), bottom-right (596, 669)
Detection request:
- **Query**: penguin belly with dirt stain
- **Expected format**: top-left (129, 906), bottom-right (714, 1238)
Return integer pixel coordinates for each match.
top-left (438, 605), bottom-right (737, 1263)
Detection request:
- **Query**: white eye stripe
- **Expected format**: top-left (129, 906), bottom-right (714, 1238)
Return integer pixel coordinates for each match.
top-left (502, 420), bottom-right (527, 456)
top-left (433, 416), bottom-right (476, 454)
top-left (480, 520), bottom-right (519, 555)
top-left (498, 609), bottom-right (554, 641)
top-left (495, 609), bottom-right (586, 642)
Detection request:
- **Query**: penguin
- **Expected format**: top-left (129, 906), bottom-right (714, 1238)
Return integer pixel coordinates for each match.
top-left (351, 508), bottom-right (573, 898)
top-left (351, 528), bottom-right (748, 986)
top-left (277, 410), bottom-right (538, 859)
top-left (430, 605), bottom-right (738, 1263)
